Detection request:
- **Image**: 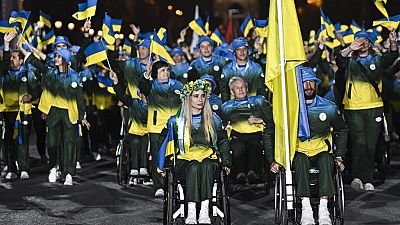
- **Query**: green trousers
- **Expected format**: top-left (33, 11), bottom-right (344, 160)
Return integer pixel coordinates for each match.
top-left (126, 133), bottom-right (148, 170)
top-left (4, 111), bottom-right (30, 173)
top-left (47, 107), bottom-right (78, 177)
top-left (149, 133), bottom-right (164, 190)
top-left (293, 151), bottom-right (335, 198)
top-left (176, 158), bottom-right (219, 202)
top-left (344, 107), bottom-right (383, 183)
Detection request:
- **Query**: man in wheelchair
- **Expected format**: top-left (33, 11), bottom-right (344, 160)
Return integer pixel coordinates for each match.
top-left (158, 79), bottom-right (231, 224)
top-left (269, 67), bottom-right (348, 225)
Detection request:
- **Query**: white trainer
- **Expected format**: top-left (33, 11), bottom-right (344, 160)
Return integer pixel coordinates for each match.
top-left (76, 161), bottom-right (82, 170)
top-left (48, 168), bottom-right (60, 183)
top-left (318, 206), bottom-right (332, 225)
top-left (95, 153), bottom-right (101, 161)
top-left (139, 168), bottom-right (148, 176)
top-left (301, 207), bottom-right (315, 225)
top-left (130, 169), bottom-right (139, 176)
top-left (154, 188), bottom-right (164, 197)
top-left (351, 178), bottom-right (364, 191)
top-left (20, 171), bottom-right (29, 180)
top-left (5, 172), bottom-right (17, 180)
top-left (64, 174), bottom-right (73, 186)
top-left (364, 183), bottom-right (375, 191)
top-left (185, 202), bottom-right (197, 224)
top-left (198, 199), bottom-right (211, 224)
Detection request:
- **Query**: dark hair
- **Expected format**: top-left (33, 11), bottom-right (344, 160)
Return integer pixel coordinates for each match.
top-left (151, 61), bottom-right (170, 80)
top-left (11, 50), bottom-right (24, 61)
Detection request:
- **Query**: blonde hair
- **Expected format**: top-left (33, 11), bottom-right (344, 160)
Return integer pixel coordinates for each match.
top-left (182, 93), bottom-right (215, 144)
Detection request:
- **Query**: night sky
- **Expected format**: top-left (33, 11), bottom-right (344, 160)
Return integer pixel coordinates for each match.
top-left (17, 0), bottom-right (400, 46)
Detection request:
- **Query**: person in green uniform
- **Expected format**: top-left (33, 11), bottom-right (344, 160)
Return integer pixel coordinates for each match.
top-left (269, 67), bottom-right (347, 225)
top-left (221, 76), bottom-right (274, 184)
top-left (159, 79), bottom-right (231, 224)
top-left (1, 32), bottom-right (40, 180)
top-left (336, 29), bottom-right (398, 191)
top-left (139, 60), bottom-right (183, 197)
top-left (28, 48), bottom-right (89, 185)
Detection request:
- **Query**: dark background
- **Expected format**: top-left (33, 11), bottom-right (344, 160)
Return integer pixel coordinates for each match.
top-left (3, 0), bottom-right (400, 45)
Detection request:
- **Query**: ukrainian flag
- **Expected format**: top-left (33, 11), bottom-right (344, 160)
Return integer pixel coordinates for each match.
top-left (254, 19), bottom-right (268, 37)
top-left (111, 18), bottom-right (122, 33)
top-left (24, 21), bottom-right (33, 37)
top-left (157, 27), bottom-right (167, 45)
top-left (13, 111), bottom-right (23, 145)
top-left (102, 13), bottom-right (115, 45)
top-left (72, 0), bottom-right (97, 20)
top-left (9, 11), bottom-right (31, 31)
top-left (205, 16), bottom-right (210, 34)
top-left (84, 41), bottom-right (108, 67)
top-left (31, 32), bottom-right (42, 50)
top-left (157, 124), bottom-right (176, 172)
top-left (210, 28), bottom-right (226, 45)
top-left (41, 30), bottom-right (56, 46)
top-left (374, 0), bottom-right (389, 19)
top-left (39, 10), bottom-right (52, 28)
top-left (320, 8), bottom-right (335, 39)
top-left (350, 20), bottom-right (361, 33)
top-left (368, 28), bottom-right (383, 44)
top-left (373, 14), bottom-right (400, 30)
top-left (151, 31), bottom-right (175, 65)
top-left (240, 15), bottom-right (254, 37)
top-left (334, 23), bottom-right (349, 33)
top-left (0, 20), bottom-right (18, 33)
top-left (189, 17), bottom-right (207, 36)
top-left (123, 38), bottom-right (132, 53)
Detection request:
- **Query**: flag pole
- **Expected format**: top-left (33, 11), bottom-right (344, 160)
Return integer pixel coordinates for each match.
top-left (100, 38), bottom-right (113, 71)
top-left (276, 0), bottom-right (294, 210)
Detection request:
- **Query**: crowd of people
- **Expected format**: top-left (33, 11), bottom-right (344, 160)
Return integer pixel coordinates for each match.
top-left (0, 10), bottom-right (399, 225)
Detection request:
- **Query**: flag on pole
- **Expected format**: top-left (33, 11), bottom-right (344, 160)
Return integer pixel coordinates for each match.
top-left (157, 27), bottom-right (167, 45)
top-left (190, 5), bottom-right (200, 53)
top-left (265, 0), bottom-right (306, 168)
top-left (41, 30), bottom-right (56, 46)
top-left (240, 15), bottom-right (254, 37)
top-left (102, 13), bottom-right (115, 45)
top-left (350, 19), bottom-right (362, 33)
top-left (0, 20), bottom-right (18, 33)
top-left (123, 38), bottom-right (132, 53)
top-left (84, 41), bottom-right (108, 67)
top-left (205, 16), bottom-right (210, 34)
top-left (39, 10), bottom-right (52, 28)
top-left (189, 17), bottom-right (207, 36)
top-left (157, 124), bottom-right (176, 172)
top-left (373, 14), bottom-right (400, 30)
top-left (320, 8), bottom-right (335, 39)
top-left (111, 18), bottom-right (122, 33)
top-left (72, 0), bottom-right (97, 20)
top-left (374, 0), bottom-right (389, 19)
top-left (254, 19), bottom-right (269, 37)
top-left (150, 31), bottom-right (175, 65)
top-left (9, 11), bottom-right (30, 31)
top-left (210, 28), bottom-right (226, 45)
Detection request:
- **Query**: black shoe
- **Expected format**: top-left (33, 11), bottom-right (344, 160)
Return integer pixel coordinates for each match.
top-left (40, 155), bottom-right (49, 164)
top-left (247, 170), bottom-right (261, 184)
top-left (236, 172), bottom-right (247, 184)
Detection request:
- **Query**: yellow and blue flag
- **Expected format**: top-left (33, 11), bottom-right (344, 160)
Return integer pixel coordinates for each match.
top-left (240, 15), bottom-right (254, 37)
top-left (123, 38), bottom-right (132, 53)
top-left (368, 28), bottom-right (383, 44)
top-left (9, 11), bottom-right (30, 31)
top-left (205, 16), bottom-right (210, 34)
top-left (265, 0), bottom-right (306, 168)
top-left (350, 19), bottom-right (362, 33)
top-left (111, 18), bottom-right (122, 33)
top-left (189, 17), bottom-right (207, 36)
top-left (254, 19), bottom-right (268, 37)
top-left (39, 10), bottom-right (52, 28)
top-left (157, 27), bottom-right (167, 45)
top-left (374, 0), bottom-right (389, 19)
top-left (84, 41), bottom-right (108, 67)
top-left (24, 21), bottom-right (33, 37)
top-left (151, 30), bottom-right (175, 65)
top-left (320, 8), bottom-right (335, 39)
top-left (157, 124), bottom-right (176, 172)
top-left (41, 30), bottom-right (56, 46)
top-left (31, 32), bottom-right (42, 50)
top-left (13, 111), bottom-right (23, 145)
top-left (373, 14), bottom-right (400, 30)
top-left (210, 28), bottom-right (226, 45)
top-left (102, 13), bottom-right (115, 45)
top-left (72, 0), bottom-right (97, 20)
top-left (0, 20), bottom-right (18, 33)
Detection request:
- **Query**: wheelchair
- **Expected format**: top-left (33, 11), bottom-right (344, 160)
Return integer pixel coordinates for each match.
top-left (163, 163), bottom-right (231, 225)
top-left (274, 164), bottom-right (345, 225)
top-left (116, 139), bottom-right (129, 189)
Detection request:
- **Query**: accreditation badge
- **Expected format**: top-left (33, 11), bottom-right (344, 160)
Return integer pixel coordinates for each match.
top-left (370, 64), bottom-right (376, 71)
top-left (71, 82), bottom-right (78, 88)
top-left (21, 77), bottom-right (27, 82)
top-left (213, 65), bottom-right (220, 71)
top-left (183, 73), bottom-right (188, 78)
top-left (319, 113), bottom-right (327, 121)
top-left (212, 104), bottom-right (219, 110)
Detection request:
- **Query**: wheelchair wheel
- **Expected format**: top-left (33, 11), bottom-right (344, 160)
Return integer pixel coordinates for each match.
top-left (333, 166), bottom-right (345, 225)
top-left (219, 170), bottom-right (231, 225)
top-left (274, 169), bottom-right (288, 225)
top-left (116, 140), bottom-right (129, 189)
top-left (163, 169), bottom-right (174, 225)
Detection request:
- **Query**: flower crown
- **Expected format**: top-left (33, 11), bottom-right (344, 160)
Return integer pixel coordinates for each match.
top-left (178, 79), bottom-right (212, 101)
